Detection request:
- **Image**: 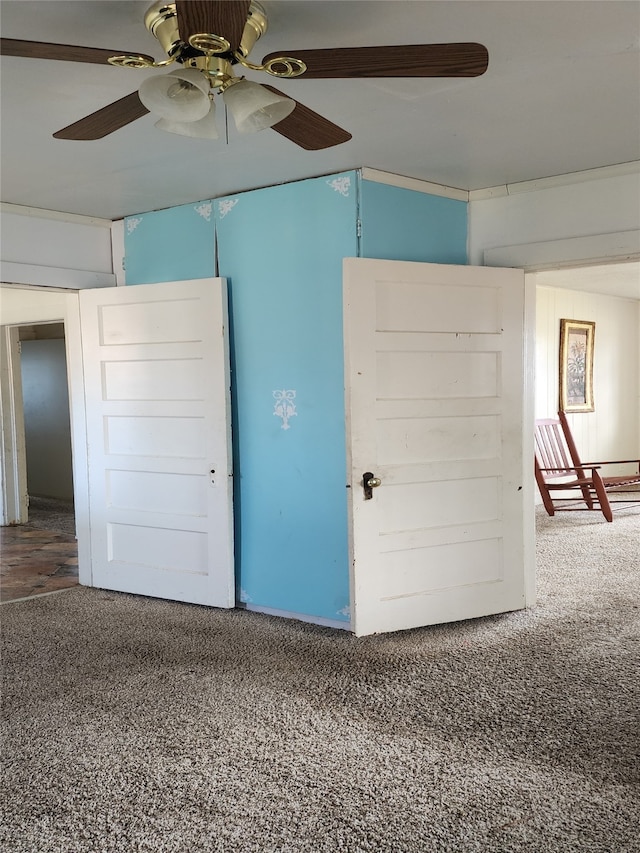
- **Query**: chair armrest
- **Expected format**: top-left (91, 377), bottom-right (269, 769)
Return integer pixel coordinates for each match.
top-left (580, 459), bottom-right (640, 467)
top-left (537, 465), bottom-right (601, 472)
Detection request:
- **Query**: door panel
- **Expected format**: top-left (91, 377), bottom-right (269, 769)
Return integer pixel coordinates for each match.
top-left (79, 278), bottom-right (234, 607)
top-left (344, 258), bottom-right (532, 636)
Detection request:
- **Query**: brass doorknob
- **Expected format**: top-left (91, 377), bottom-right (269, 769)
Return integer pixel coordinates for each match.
top-left (363, 471), bottom-right (382, 500)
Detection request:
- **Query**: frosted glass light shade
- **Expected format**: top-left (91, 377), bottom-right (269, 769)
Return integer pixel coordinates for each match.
top-left (155, 102), bottom-right (218, 138)
top-left (139, 68), bottom-right (211, 122)
top-left (223, 79), bottom-right (295, 133)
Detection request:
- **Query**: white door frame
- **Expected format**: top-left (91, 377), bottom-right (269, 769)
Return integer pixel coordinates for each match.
top-left (0, 325), bottom-right (27, 524)
top-left (0, 284), bottom-right (92, 585)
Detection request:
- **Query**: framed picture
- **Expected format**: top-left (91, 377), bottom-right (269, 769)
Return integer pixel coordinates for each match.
top-left (559, 319), bottom-right (595, 413)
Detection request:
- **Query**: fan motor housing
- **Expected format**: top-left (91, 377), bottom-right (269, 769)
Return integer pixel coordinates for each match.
top-left (144, 0), bottom-right (267, 62)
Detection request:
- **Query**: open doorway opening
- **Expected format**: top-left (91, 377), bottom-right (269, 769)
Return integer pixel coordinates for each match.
top-left (528, 260), bottom-right (640, 518)
top-left (18, 322), bottom-right (75, 534)
top-left (0, 321), bottom-right (78, 602)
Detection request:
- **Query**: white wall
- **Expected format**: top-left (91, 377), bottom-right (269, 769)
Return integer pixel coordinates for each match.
top-left (468, 169), bottom-right (640, 267)
top-left (0, 205), bottom-right (115, 288)
top-left (534, 283), bottom-right (639, 472)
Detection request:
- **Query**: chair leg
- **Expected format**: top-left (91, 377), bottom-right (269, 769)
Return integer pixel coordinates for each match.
top-left (579, 483), bottom-right (594, 510)
top-left (540, 490), bottom-right (555, 516)
top-left (558, 410), bottom-right (594, 510)
top-left (535, 465), bottom-right (555, 516)
top-left (592, 469), bottom-right (613, 522)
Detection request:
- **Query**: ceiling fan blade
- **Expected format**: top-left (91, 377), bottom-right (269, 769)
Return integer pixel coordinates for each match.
top-left (0, 37), bottom-right (155, 66)
top-left (176, 1), bottom-right (250, 51)
top-left (262, 43), bottom-right (489, 78)
top-left (264, 87), bottom-right (351, 150)
top-left (53, 92), bottom-right (149, 140)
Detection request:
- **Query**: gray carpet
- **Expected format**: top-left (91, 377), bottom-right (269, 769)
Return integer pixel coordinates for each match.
top-left (1, 508), bottom-right (639, 852)
top-left (24, 496), bottom-right (76, 536)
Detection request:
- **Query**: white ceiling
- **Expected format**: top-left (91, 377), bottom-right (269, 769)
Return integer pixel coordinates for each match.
top-left (1, 0), bottom-right (639, 221)
top-left (530, 262), bottom-right (640, 301)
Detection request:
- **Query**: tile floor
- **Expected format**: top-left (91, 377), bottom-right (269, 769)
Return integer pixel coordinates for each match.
top-left (1, 502), bottom-right (78, 603)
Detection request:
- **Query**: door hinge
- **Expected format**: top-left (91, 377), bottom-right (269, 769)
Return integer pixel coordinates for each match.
top-left (356, 219), bottom-right (362, 238)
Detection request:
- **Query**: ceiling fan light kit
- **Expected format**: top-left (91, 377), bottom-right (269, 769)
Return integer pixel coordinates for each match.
top-left (0, 0), bottom-right (489, 149)
top-left (138, 67), bottom-right (212, 121)
top-left (222, 79), bottom-right (295, 133)
top-left (154, 104), bottom-right (219, 139)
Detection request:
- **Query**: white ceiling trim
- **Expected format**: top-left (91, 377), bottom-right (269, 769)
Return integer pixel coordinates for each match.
top-left (361, 169), bottom-right (468, 201)
top-left (469, 161), bottom-right (640, 201)
top-left (0, 203), bottom-right (112, 228)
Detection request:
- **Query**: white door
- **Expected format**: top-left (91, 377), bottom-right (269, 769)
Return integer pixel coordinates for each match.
top-left (344, 258), bottom-right (533, 636)
top-left (79, 278), bottom-right (234, 607)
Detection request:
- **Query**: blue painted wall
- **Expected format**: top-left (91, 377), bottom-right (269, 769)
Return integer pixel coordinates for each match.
top-left (124, 201), bottom-right (215, 284)
top-left (360, 180), bottom-right (467, 263)
top-left (121, 170), bottom-right (468, 627)
top-left (215, 173), bottom-right (357, 623)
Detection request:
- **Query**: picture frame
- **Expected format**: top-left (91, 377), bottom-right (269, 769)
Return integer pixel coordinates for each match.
top-left (559, 319), bottom-right (595, 413)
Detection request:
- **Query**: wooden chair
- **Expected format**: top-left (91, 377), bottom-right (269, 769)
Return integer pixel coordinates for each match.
top-left (534, 412), bottom-right (640, 522)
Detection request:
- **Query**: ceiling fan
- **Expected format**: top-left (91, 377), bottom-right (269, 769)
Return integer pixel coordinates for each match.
top-left (0, 0), bottom-right (489, 150)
